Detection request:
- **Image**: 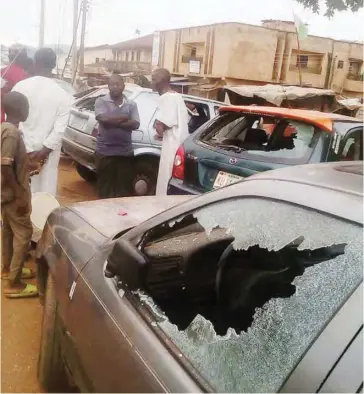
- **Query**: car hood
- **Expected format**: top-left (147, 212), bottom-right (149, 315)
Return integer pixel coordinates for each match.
top-left (67, 195), bottom-right (194, 238)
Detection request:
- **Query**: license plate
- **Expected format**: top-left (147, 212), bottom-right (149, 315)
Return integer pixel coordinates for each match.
top-left (213, 171), bottom-right (242, 189)
top-left (69, 114), bottom-right (87, 131)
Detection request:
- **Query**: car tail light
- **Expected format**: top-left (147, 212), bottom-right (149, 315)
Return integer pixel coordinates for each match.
top-left (172, 145), bottom-right (185, 180)
top-left (91, 125), bottom-right (99, 137)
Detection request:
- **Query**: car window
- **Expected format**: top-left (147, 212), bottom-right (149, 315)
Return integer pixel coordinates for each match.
top-left (339, 129), bottom-right (363, 161)
top-left (185, 101), bottom-right (211, 134)
top-left (137, 198), bottom-right (362, 393)
top-left (200, 113), bottom-right (317, 164)
top-left (214, 106), bottom-right (221, 116)
top-left (133, 92), bottom-right (159, 130)
top-left (75, 88), bottom-right (133, 112)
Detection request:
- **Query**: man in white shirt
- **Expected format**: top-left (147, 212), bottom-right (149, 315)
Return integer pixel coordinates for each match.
top-left (12, 48), bottom-right (73, 197)
top-left (151, 68), bottom-right (189, 195)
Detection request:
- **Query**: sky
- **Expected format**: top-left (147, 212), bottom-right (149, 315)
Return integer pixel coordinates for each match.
top-left (0, 0), bottom-right (363, 49)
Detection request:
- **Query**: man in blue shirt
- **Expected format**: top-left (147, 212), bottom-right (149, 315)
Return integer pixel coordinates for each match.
top-left (95, 74), bottom-right (140, 198)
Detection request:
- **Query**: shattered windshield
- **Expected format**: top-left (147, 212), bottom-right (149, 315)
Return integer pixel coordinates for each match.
top-left (137, 198), bottom-right (363, 393)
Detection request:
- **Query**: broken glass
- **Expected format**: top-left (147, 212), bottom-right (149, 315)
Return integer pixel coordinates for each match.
top-left (138, 198), bottom-right (362, 393)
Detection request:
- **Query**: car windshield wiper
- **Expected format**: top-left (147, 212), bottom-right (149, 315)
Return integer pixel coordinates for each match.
top-left (214, 143), bottom-right (246, 153)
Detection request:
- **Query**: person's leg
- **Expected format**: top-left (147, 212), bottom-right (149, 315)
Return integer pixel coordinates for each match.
top-left (1, 207), bottom-right (14, 275)
top-left (96, 155), bottom-right (114, 199)
top-left (2, 201), bottom-right (35, 294)
top-left (115, 156), bottom-right (133, 198)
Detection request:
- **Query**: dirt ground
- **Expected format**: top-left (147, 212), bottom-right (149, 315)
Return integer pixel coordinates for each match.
top-left (1, 158), bottom-right (98, 393)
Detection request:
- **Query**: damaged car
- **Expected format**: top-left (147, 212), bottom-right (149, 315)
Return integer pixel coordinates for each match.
top-left (36, 161), bottom-right (363, 393)
top-left (168, 105), bottom-right (363, 195)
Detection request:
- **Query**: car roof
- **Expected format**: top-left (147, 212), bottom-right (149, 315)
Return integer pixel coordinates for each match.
top-left (93, 85), bottom-right (225, 105)
top-left (219, 105), bottom-right (360, 132)
top-left (247, 161), bottom-right (363, 197)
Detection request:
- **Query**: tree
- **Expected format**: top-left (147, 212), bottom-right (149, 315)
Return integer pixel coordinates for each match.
top-left (295, 0), bottom-right (363, 16)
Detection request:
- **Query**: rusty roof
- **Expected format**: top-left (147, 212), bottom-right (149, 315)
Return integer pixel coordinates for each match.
top-left (219, 105), bottom-right (359, 132)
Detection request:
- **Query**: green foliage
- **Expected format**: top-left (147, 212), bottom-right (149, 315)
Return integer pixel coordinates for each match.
top-left (296, 0), bottom-right (363, 16)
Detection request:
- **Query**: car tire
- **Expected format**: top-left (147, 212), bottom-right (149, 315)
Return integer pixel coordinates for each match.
top-left (132, 157), bottom-right (159, 196)
top-left (38, 274), bottom-right (71, 393)
top-left (76, 163), bottom-right (97, 183)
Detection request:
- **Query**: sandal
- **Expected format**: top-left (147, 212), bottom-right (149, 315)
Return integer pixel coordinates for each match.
top-left (5, 283), bottom-right (38, 299)
top-left (1, 267), bottom-right (35, 280)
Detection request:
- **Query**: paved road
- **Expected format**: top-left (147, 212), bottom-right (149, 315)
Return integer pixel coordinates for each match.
top-left (1, 158), bottom-right (98, 393)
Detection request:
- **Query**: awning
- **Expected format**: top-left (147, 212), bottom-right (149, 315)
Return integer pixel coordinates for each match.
top-left (144, 75), bottom-right (189, 83)
top-left (193, 83), bottom-right (222, 92)
top-left (336, 97), bottom-right (363, 110)
top-left (170, 81), bottom-right (198, 87)
top-left (224, 84), bottom-right (335, 106)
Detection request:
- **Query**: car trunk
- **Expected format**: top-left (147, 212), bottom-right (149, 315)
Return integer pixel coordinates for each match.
top-left (181, 112), bottom-right (308, 192)
top-left (182, 138), bottom-right (274, 192)
top-left (64, 87), bottom-right (136, 152)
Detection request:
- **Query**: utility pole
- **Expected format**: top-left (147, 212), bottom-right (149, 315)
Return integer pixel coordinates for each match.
top-left (72, 0), bottom-right (79, 84)
top-left (39, 0), bottom-right (45, 48)
top-left (79, 0), bottom-right (89, 76)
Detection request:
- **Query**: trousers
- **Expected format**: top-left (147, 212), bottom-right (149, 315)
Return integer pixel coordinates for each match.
top-left (95, 154), bottom-right (134, 199)
top-left (1, 200), bottom-right (32, 286)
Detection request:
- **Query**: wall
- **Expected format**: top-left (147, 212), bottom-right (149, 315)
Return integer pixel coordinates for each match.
top-left (140, 49), bottom-right (152, 63)
top-left (158, 22), bottom-right (363, 97)
top-left (162, 30), bottom-right (178, 71)
top-left (224, 24), bottom-right (279, 81)
top-left (283, 33), bottom-right (331, 88)
top-left (84, 48), bottom-right (113, 65)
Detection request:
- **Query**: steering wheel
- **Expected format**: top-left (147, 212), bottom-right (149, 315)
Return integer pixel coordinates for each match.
top-left (215, 242), bottom-right (235, 302)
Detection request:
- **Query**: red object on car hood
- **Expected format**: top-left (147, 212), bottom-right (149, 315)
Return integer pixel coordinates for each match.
top-left (68, 195), bottom-right (194, 238)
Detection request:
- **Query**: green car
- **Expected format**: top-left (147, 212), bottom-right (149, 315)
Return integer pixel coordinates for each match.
top-left (168, 105), bottom-right (363, 195)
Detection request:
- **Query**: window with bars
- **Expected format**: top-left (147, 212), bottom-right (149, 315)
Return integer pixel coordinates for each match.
top-left (296, 55), bottom-right (309, 68)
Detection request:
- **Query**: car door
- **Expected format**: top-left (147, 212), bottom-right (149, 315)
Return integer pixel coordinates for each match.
top-left (64, 241), bottom-right (203, 393)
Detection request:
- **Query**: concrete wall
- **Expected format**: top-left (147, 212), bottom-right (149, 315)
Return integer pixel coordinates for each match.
top-left (162, 30), bottom-right (178, 71)
top-left (113, 49), bottom-right (152, 63)
top-left (84, 47), bottom-right (113, 65)
top-left (224, 24), bottom-right (279, 81)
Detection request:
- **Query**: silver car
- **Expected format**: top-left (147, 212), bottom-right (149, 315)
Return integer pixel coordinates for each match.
top-left (62, 84), bottom-right (224, 195)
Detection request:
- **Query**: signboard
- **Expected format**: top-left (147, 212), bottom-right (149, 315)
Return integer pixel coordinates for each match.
top-left (189, 60), bottom-right (201, 74)
top-left (152, 31), bottom-right (160, 66)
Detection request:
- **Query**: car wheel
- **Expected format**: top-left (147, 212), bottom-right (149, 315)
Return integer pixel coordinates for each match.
top-left (38, 274), bottom-right (72, 393)
top-left (76, 164), bottom-right (97, 183)
top-left (132, 157), bottom-right (159, 196)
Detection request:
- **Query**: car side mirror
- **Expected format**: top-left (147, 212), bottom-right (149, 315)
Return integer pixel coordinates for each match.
top-left (105, 239), bottom-right (148, 290)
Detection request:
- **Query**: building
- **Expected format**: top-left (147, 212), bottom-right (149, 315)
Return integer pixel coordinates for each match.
top-left (83, 44), bottom-right (113, 65)
top-left (108, 35), bottom-right (153, 73)
top-left (154, 21), bottom-right (363, 98)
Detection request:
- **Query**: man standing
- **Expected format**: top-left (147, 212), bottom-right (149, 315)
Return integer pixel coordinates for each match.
top-left (12, 48), bottom-right (73, 197)
top-left (95, 74), bottom-right (140, 198)
top-left (151, 68), bottom-right (189, 195)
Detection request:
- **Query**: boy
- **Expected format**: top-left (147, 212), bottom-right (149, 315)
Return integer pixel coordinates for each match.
top-left (1, 92), bottom-right (38, 298)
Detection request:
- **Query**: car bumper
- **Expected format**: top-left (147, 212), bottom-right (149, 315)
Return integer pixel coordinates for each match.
top-left (62, 136), bottom-right (96, 171)
top-left (167, 178), bottom-right (202, 195)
